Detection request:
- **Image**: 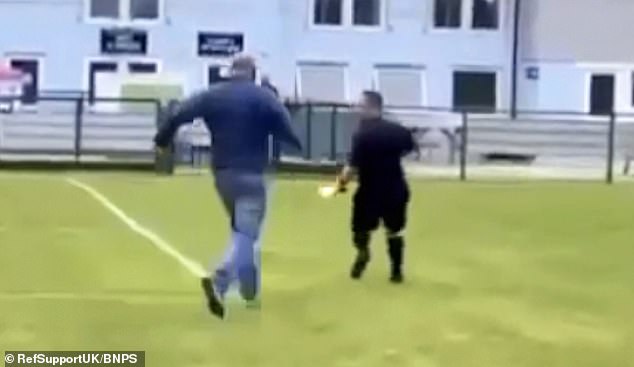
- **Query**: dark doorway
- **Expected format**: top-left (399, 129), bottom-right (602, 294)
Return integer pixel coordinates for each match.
top-left (128, 61), bottom-right (158, 74)
top-left (128, 62), bottom-right (157, 74)
top-left (10, 59), bottom-right (39, 104)
top-left (453, 71), bottom-right (497, 112)
top-left (88, 61), bottom-right (117, 103)
top-left (590, 74), bottom-right (615, 115)
top-left (208, 65), bottom-right (230, 85)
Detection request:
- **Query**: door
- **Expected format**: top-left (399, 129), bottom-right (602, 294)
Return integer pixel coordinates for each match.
top-left (207, 64), bottom-right (230, 85)
top-left (10, 59), bottom-right (39, 104)
top-left (590, 74), bottom-right (615, 115)
top-left (88, 61), bottom-right (118, 103)
top-left (453, 71), bottom-right (497, 112)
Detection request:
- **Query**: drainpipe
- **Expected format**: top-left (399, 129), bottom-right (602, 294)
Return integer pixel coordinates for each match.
top-left (510, 0), bottom-right (522, 119)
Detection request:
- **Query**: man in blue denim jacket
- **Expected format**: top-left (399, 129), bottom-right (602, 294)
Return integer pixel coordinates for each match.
top-left (154, 55), bottom-right (301, 319)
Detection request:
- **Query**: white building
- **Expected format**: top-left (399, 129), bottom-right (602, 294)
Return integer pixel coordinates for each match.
top-left (518, 0), bottom-right (634, 114)
top-left (0, 0), bottom-right (511, 111)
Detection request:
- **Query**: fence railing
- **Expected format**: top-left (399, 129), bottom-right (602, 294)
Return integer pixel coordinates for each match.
top-left (0, 95), bottom-right (161, 165)
top-left (2, 96), bottom-right (634, 183)
top-left (279, 102), bottom-right (634, 183)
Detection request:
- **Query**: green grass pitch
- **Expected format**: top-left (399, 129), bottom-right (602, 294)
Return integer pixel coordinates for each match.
top-left (1, 172), bottom-right (633, 367)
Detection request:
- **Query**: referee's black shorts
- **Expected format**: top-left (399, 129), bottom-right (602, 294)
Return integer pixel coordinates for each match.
top-left (352, 186), bottom-right (410, 234)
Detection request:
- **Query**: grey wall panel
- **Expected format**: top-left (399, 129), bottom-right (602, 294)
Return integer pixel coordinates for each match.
top-left (521, 0), bottom-right (634, 62)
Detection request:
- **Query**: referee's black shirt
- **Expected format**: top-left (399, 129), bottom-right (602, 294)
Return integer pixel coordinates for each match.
top-left (350, 117), bottom-right (416, 193)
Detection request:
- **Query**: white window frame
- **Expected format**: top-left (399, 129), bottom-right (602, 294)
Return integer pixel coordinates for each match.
top-left (373, 65), bottom-right (427, 107)
top-left (83, 57), bottom-right (163, 95)
top-left (430, 0), bottom-right (503, 32)
top-left (84, 0), bottom-right (121, 24)
top-left (295, 62), bottom-right (350, 103)
top-left (583, 71), bottom-right (617, 117)
top-left (309, 0), bottom-right (347, 30)
top-left (5, 53), bottom-right (45, 107)
top-left (430, 0), bottom-right (464, 31)
top-left (309, 0), bottom-right (386, 31)
top-left (350, 0), bottom-right (387, 31)
top-left (82, 57), bottom-right (118, 111)
top-left (578, 63), bottom-right (634, 115)
top-left (468, 0), bottom-right (503, 32)
top-left (631, 71), bottom-right (634, 110)
top-left (83, 57), bottom-right (120, 97)
top-left (84, 0), bottom-right (164, 25)
top-left (451, 66), bottom-right (502, 111)
top-left (203, 60), bottom-right (231, 87)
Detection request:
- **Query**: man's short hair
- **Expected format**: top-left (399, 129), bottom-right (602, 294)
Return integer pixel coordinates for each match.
top-left (363, 90), bottom-right (384, 111)
top-left (231, 55), bottom-right (256, 79)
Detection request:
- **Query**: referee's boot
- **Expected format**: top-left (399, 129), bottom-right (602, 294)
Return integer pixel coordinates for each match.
top-left (351, 233), bottom-right (371, 279)
top-left (388, 236), bottom-right (404, 284)
top-left (201, 276), bottom-right (225, 319)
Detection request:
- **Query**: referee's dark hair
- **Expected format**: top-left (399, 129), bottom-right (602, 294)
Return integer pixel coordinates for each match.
top-left (362, 90), bottom-right (384, 111)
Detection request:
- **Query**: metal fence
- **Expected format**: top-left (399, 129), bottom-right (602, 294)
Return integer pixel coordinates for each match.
top-left (0, 96), bottom-right (161, 165)
top-left (281, 102), bottom-right (634, 183)
top-left (2, 96), bottom-right (634, 183)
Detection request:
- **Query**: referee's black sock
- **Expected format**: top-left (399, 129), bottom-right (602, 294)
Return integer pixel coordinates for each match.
top-left (387, 235), bottom-right (404, 283)
top-left (354, 232), bottom-right (370, 258)
top-left (351, 232), bottom-right (370, 279)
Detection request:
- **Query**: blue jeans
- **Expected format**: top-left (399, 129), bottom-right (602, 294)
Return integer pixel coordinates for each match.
top-left (211, 169), bottom-right (267, 300)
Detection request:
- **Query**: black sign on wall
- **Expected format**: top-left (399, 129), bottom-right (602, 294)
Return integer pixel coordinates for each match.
top-left (198, 32), bottom-right (244, 56)
top-left (525, 66), bottom-right (539, 80)
top-left (101, 28), bottom-right (148, 55)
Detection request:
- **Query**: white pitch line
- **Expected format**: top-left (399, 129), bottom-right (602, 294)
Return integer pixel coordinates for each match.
top-left (66, 178), bottom-right (206, 278)
top-left (0, 292), bottom-right (199, 305)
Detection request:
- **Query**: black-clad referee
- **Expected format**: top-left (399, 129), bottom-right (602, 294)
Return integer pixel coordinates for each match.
top-left (337, 91), bottom-right (416, 283)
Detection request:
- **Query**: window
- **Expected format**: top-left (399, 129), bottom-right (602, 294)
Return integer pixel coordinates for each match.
top-left (90, 0), bottom-right (120, 19)
top-left (376, 67), bottom-right (424, 107)
top-left (631, 72), bottom-right (634, 107)
top-left (453, 71), bottom-right (497, 112)
top-left (87, 0), bottom-right (160, 22)
top-left (130, 0), bottom-right (159, 20)
top-left (472, 0), bottom-right (499, 29)
top-left (589, 74), bottom-right (615, 115)
top-left (9, 59), bottom-right (39, 105)
top-left (434, 0), bottom-right (461, 28)
top-left (297, 64), bottom-right (347, 102)
top-left (353, 0), bottom-right (381, 26)
top-left (88, 61), bottom-right (117, 103)
top-left (314, 0), bottom-right (343, 26)
top-left (128, 62), bottom-right (157, 74)
top-left (312, 0), bottom-right (383, 28)
top-left (207, 65), bottom-right (231, 85)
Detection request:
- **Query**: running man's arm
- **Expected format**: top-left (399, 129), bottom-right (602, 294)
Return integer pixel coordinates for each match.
top-left (402, 127), bottom-right (417, 156)
top-left (154, 92), bottom-right (208, 148)
top-left (266, 95), bottom-right (302, 151)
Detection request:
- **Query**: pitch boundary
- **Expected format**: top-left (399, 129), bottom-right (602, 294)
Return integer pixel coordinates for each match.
top-left (0, 291), bottom-right (200, 305)
top-left (66, 178), bottom-right (207, 278)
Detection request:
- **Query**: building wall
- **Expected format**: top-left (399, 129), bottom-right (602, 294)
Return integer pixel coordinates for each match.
top-left (520, 0), bottom-right (634, 62)
top-left (519, 0), bottom-right (634, 113)
top-left (0, 0), bottom-right (512, 110)
top-left (0, 0), bottom-right (283, 93)
top-left (517, 63), bottom-right (587, 112)
top-left (0, 0), bottom-right (86, 91)
top-left (279, 0), bottom-right (512, 108)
